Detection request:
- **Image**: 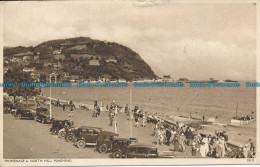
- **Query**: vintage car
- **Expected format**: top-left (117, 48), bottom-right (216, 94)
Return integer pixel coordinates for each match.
top-left (50, 120), bottom-right (73, 136)
top-left (11, 102), bottom-right (36, 116)
top-left (112, 143), bottom-right (174, 158)
top-left (4, 101), bottom-right (15, 114)
top-left (64, 126), bottom-right (102, 143)
top-left (14, 106), bottom-right (36, 120)
top-left (73, 126), bottom-right (103, 148)
top-left (96, 131), bottom-right (119, 153)
top-left (34, 107), bottom-right (54, 124)
top-left (109, 138), bottom-right (138, 155)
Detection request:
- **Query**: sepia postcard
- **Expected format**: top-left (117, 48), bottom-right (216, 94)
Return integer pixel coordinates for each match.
top-left (0, 0), bottom-right (259, 166)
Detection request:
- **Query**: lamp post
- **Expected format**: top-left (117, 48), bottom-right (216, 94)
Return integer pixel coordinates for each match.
top-left (49, 73), bottom-right (57, 119)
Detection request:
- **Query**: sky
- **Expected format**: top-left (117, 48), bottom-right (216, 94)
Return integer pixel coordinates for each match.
top-left (2, 1), bottom-right (257, 80)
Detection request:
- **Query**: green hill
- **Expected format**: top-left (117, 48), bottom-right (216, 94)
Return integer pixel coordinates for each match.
top-left (4, 37), bottom-right (157, 81)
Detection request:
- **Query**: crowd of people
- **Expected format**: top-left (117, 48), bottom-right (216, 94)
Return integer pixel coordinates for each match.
top-left (45, 97), bottom-right (255, 159)
top-left (100, 100), bottom-right (256, 158)
top-left (233, 115), bottom-right (254, 121)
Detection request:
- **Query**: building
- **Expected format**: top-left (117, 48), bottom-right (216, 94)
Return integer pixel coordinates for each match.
top-left (13, 52), bottom-right (33, 59)
top-left (162, 75), bottom-right (173, 82)
top-left (34, 55), bottom-right (40, 60)
top-left (106, 57), bottom-right (117, 64)
top-left (179, 78), bottom-right (189, 82)
top-left (70, 54), bottom-right (96, 60)
top-left (53, 50), bottom-right (62, 55)
top-left (54, 54), bottom-right (65, 60)
top-left (23, 67), bottom-right (35, 72)
top-left (89, 60), bottom-right (100, 66)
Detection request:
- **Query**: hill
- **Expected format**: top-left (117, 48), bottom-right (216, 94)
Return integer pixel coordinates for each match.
top-left (4, 37), bottom-right (157, 81)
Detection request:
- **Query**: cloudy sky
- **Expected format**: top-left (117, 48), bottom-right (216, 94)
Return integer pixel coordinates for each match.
top-left (2, 1), bottom-right (256, 80)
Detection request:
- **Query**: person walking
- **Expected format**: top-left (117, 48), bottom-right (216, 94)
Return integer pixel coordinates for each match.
top-left (135, 116), bottom-right (139, 128)
top-left (142, 112), bottom-right (147, 127)
top-left (166, 128), bottom-right (172, 146)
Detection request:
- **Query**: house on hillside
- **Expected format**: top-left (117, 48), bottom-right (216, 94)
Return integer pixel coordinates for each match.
top-left (106, 57), bottom-right (117, 64)
top-left (53, 62), bottom-right (62, 70)
top-left (53, 50), bottom-right (62, 55)
top-left (89, 60), bottom-right (100, 66)
top-left (13, 52), bottom-right (33, 60)
top-left (71, 54), bottom-right (95, 61)
top-left (34, 55), bottom-right (40, 60)
top-left (23, 67), bottom-right (35, 72)
top-left (54, 54), bottom-right (65, 60)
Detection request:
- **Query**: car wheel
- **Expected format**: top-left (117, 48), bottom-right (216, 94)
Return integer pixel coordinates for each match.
top-left (76, 140), bottom-right (86, 148)
top-left (16, 114), bottom-right (22, 120)
top-left (99, 144), bottom-right (108, 153)
top-left (41, 118), bottom-right (45, 124)
top-left (58, 131), bottom-right (66, 139)
top-left (52, 129), bottom-right (57, 135)
top-left (113, 151), bottom-right (122, 159)
top-left (66, 134), bottom-right (75, 142)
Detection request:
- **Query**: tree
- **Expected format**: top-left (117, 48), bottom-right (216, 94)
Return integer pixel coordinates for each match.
top-left (4, 68), bottom-right (41, 101)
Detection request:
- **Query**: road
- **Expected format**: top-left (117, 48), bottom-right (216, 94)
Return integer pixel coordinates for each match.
top-left (3, 114), bottom-right (109, 159)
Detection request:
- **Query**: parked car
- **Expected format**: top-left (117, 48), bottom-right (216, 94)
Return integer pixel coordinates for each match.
top-left (34, 107), bottom-right (54, 124)
top-left (64, 126), bottom-right (102, 143)
top-left (109, 138), bottom-right (138, 155)
top-left (11, 102), bottom-right (36, 116)
top-left (73, 126), bottom-right (103, 148)
top-left (4, 101), bottom-right (15, 114)
top-left (14, 106), bottom-right (36, 120)
top-left (96, 131), bottom-right (119, 153)
top-left (112, 143), bottom-right (174, 158)
top-left (50, 120), bottom-right (73, 136)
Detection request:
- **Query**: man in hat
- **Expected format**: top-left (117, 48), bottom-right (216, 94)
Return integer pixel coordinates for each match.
top-left (166, 128), bottom-right (172, 146)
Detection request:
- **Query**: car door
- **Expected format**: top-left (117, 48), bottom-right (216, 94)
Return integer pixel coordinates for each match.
top-left (136, 147), bottom-right (149, 158)
top-left (148, 148), bottom-right (158, 158)
top-left (127, 147), bottom-right (138, 158)
top-left (85, 129), bottom-right (96, 144)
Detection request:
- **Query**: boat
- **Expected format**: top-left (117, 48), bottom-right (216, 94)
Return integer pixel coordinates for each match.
top-left (230, 102), bottom-right (254, 126)
top-left (230, 118), bottom-right (254, 126)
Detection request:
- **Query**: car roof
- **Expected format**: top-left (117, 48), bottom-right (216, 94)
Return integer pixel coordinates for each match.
top-left (113, 138), bottom-right (136, 141)
top-left (128, 143), bottom-right (157, 148)
top-left (4, 101), bottom-right (13, 104)
top-left (99, 131), bottom-right (119, 136)
top-left (79, 126), bottom-right (102, 130)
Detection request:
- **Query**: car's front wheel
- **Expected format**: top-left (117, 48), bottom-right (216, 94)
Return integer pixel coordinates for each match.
top-left (58, 131), bottom-right (66, 139)
top-left (66, 134), bottom-right (75, 142)
top-left (99, 144), bottom-right (108, 153)
top-left (76, 140), bottom-right (86, 148)
top-left (113, 151), bottom-right (122, 159)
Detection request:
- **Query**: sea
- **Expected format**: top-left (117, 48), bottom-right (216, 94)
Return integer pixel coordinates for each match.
top-left (41, 81), bottom-right (256, 126)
